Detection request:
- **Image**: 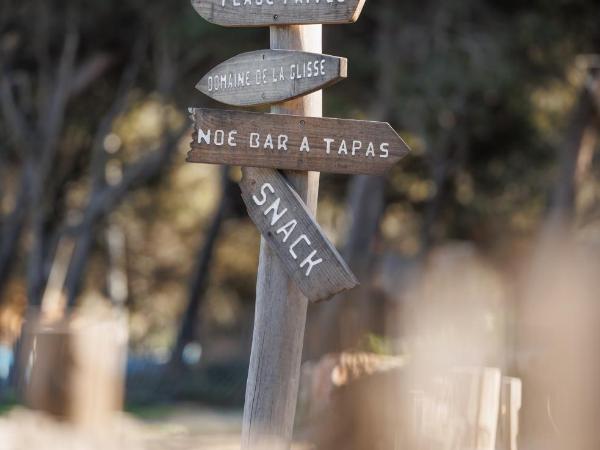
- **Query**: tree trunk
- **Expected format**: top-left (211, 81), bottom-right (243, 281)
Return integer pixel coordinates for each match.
top-left (548, 85), bottom-right (598, 228)
top-left (167, 167), bottom-right (234, 371)
top-left (62, 127), bottom-right (185, 306)
top-left (305, 0), bottom-right (396, 358)
top-left (0, 165), bottom-right (31, 299)
top-left (306, 175), bottom-right (386, 358)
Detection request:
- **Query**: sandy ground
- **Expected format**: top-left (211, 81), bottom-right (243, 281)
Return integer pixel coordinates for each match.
top-left (0, 406), bottom-right (310, 450)
top-left (0, 405), bottom-right (308, 450)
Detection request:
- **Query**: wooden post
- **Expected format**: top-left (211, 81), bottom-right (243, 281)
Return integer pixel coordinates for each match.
top-left (241, 24), bottom-right (322, 450)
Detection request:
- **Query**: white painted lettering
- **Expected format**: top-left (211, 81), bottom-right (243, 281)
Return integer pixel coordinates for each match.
top-left (214, 130), bottom-right (225, 146)
top-left (380, 142), bottom-right (389, 158)
top-left (198, 129), bottom-right (211, 145)
top-left (253, 183), bottom-right (274, 206)
top-left (228, 130), bottom-right (237, 146)
top-left (264, 134), bottom-right (274, 150)
top-left (278, 134), bottom-right (288, 151)
top-left (366, 142), bottom-right (375, 157)
top-left (289, 235), bottom-right (311, 260)
top-left (324, 138), bottom-right (335, 154)
top-left (300, 136), bottom-right (310, 152)
top-left (300, 250), bottom-right (323, 277)
top-left (276, 219), bottom-right (297, 243)
top-left (264, 197), bottom-right (288, 226)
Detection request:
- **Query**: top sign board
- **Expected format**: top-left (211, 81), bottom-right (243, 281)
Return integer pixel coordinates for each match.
top-left (191, 0), bottom-right (367, 27)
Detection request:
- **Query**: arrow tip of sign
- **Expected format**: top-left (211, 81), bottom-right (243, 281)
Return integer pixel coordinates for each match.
top-left (195, 78), bottom-right (208, 96)
top-left (382, 122), bottom-right (412, 157)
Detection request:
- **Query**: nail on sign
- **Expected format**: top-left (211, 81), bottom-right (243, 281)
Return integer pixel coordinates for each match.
top-left (187, 108), bottom-right (411, 175)
top-left (191, 0), bottom-right (367, 27)
top-left (197, 50), bottom-right (347, 107)
top-left (240, 166), bottom-right (358, 302)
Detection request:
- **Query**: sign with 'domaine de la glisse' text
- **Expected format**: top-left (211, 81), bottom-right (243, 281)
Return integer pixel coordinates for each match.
top-left (191, 0), bottom-right (367, 27)
top-left (240, 166), bottom-right (358, 302)
top-left (197, 50), bottom-right (347, 106)
top-left (187, 108), bottom-right (410, 175)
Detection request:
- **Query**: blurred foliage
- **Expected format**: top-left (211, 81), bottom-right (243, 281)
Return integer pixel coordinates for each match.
top-left (0, 0), bottom-right (599, 359)
top-left (359, 333), bottom-right (394, 356)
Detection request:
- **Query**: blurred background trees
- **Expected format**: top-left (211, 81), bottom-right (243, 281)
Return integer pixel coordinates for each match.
top-left (0, 0), bottom-right (599, 433)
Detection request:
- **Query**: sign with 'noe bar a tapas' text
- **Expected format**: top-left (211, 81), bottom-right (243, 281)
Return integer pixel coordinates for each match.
top-left (240, 166), bottom-right (358, 302)
top-left (187, 108), bottom-right (410, 175)
top-left (197, 50), bottom-right (347, 106)
top-left (191, 0), bottom-right (367, 27)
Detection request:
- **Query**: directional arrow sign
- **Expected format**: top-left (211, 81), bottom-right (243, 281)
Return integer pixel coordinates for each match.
top-left (240, 166), bottom-right (358, 302)
top-left (187, 108), bottom-right (410, 176)
top-left (191, 0), bottom-right (367, 27)
top-left (197, 50), bottom-right (347, 107)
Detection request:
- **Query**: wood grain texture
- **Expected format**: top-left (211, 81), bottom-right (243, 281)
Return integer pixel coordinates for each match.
top-left (191, 0), bottom-right (366, 27)
top-left (240, 166), bottom-right (358, 302)
top-left (188, 107), bottom-right (410, 175)
top-left (241, 24), bottom-right (323, 450)
top-left (197, 49), bottom-right (347, 106)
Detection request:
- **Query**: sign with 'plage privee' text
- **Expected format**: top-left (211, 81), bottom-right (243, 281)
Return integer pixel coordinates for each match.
top-left (191, 0), bottom-right (367, 27)
top-left (187, 108), bottom-right (410, 175)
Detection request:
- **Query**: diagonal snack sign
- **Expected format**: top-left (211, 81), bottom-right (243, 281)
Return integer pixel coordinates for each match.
top-left (240, 167), bottom-right (358, 302)
top-left (188, 0), bottom-right (410, 302)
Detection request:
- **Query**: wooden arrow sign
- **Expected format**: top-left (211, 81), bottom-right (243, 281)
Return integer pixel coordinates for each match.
top-left (187, 108), bottom-right (410, 175)
top-left (197, 50), bottom-right (347, 107)
top-left (240, 166), bottom-right (358, 302)
top-left (191, 0), bottom-right (367, 27)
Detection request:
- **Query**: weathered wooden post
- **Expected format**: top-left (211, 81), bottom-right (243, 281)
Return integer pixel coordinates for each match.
top-left (188, 1), bottom-right (410, 448)
top-left (240, 25), bottom-right (322, 449)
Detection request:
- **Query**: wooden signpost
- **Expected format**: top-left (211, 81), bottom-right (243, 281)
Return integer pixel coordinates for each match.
top-left (187, 0), bottom-right (410, 447)
top-left (197, 50), bottom-right (347, 106)
top-left (188, 107), bottom-right (410, 175)
top-left (240, 166), bottom-right (358, 302)
top-left (191, 0), bottom-right (367, 27)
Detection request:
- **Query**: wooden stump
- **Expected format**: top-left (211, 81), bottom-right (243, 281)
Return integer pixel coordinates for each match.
top-left (18, 309), bottom-right (127, 427)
